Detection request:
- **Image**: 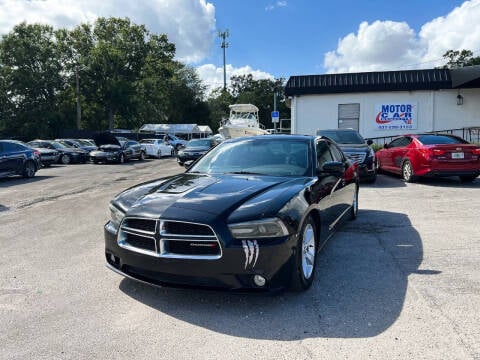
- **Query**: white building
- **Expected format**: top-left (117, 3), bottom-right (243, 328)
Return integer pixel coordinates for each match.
top-left (285, 66), bottom-right (480, 142)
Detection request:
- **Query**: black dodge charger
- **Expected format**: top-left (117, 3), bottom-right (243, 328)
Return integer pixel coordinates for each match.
top-left (105, 135), bottom-right (359, 292)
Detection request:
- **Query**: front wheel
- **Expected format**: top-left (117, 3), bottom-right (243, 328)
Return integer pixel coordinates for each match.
top-left (402, 160), bottom-right (416, 183)
top-left (290, 215), bottom-right (317, 291)
top-left (139, 151), bottom-right (145, 161)
top-left (118, 153), bottom-right (125, 164)
top-left (22, 161), bottom-right (36, 178)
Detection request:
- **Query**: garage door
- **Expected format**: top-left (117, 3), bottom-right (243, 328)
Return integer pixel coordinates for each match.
top-left (338, 103), bottom-right (360, 131)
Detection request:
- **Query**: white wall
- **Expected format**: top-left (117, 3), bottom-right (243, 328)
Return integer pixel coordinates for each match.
top-left (292, 88), bottom-right (480, 139)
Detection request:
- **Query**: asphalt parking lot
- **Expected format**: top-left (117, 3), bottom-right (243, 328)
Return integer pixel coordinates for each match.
top-left (1, 159), bottom-right (479, 360)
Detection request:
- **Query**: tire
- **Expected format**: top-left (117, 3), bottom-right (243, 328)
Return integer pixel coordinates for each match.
top-left (118, 153), bottom-right (125, 164)
top-left (290, 215), bottom-right (317, 291)
top-left (364, 173), bottom-right (377, 184)
top-left (157, 150), bottom-right (162, 159)
top-left (459, 175), bottom-right (478, 183)
top-left (349, 185), bottom-right (359, 220)
top-left (178, 162), bottom-right (184, 167)
top-left (171, 148), bottom-right (175, 157)
top-left (60, 154), bottom-right (71, 165)
top-left (402, 160), bottom-right (416, 183)
top-left (22, 161), bottom-right (36, 178)
top-left (139, 151), bottom-right (145, 161)
top-left (93, 159), bottom-right (99, 164)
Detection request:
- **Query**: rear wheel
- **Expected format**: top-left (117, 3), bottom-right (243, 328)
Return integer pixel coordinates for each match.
top-left (290, 215), bottom-right (317, 291)
top-left (459, 175), bottom-right (478, 183)
top-left (402, 160), bottom-right (416, 183)
top-left (118, 153), bottom-right (125, 164)
top-left (22, 161), bottom-right (36, 178)
top-left (60, 154), bottom-right (71, 165)
top-left (139, 151), bottom-right (145, 161)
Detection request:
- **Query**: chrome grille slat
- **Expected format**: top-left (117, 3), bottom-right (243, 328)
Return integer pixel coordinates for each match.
top-left (345, 152), bottom-right (366, 164)
top-left (117, 217), bottom-right (222, 259)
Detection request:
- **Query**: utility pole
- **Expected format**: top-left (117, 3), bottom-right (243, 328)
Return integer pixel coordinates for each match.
top-left (274, 92), bottom-right (277, 133)
top-left (75, 65), bottom-right (81, 130)
top-left (218, 29), bottom-right (229, 91)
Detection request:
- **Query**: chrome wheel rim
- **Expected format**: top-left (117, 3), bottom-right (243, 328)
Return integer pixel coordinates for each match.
top-left (61, 155), bottom-right (70, 164)
top-left (301, 223), bottom-right (315, 279)
top-left (403, 162), bottom-right (412, 180)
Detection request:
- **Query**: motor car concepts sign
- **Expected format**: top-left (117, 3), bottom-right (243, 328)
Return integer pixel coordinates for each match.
top-left (375, 102), bottom-right (417, 130)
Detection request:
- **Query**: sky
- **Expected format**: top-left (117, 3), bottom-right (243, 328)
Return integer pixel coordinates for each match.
top-left (1, 0), bottom-right (479, 92)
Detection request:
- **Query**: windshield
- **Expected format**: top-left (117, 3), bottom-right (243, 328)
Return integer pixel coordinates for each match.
top-left (317, 130), bottom-right (365, 144)
top-left (189, 137), bottom-right (311, 176)
top-left (187, 139), bottom-right (212, 147)
top-left (417, 135), bottom-right (468, 145)
top-left (140, 139), bottom-right (155, 144)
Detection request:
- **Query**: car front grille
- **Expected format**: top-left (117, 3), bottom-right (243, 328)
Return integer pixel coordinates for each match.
top-left (117, 218), bottom-right (221, 259)
top-left (345, 152), bottom-right (366, 164)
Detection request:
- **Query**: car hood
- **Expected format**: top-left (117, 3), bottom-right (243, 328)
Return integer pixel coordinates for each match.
top-left (93, 132), bottom-right (122, 147)
top-left (30, 146), bottom-right (57, 154)
top-left (182, 146), bottom-right (210, 152)
top-left (113, 173), bottom-right (309, 223)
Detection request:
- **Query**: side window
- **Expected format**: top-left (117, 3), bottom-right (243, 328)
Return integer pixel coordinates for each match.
top-left (388, 138), bottom-right (405, 148)
top-left (126, 141), bottom-right (136, 147)
top-left (329, 143), bottom-right (345, 162)
top-left (316, 141), bottom-right (334, 170)
top-left (2, 142), bottom-right (15, 152)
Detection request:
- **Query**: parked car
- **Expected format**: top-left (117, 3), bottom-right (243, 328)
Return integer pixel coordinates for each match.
top-left (176, 138), bottom-right (218, 166)
top-left (104, 135), bottom-right (359, 292)
top-left (316, 128), bottom-right (376, 183)
top-left (27, 140), bottom-right (88, 164)
top-left (376, 134), bottom-right (480, 182)
top-left (55, 138), bottom-right (97, 152)
top-left (0, 140), bottom-right (41, 178)
top-left (161, 134), bottom-right (187, 151)
top-left (139, 139), bottom-right (174, 158)
top-left (14, 140), bottom-right (59, 167)
top-left (90, 132), bottom-right (145, 164)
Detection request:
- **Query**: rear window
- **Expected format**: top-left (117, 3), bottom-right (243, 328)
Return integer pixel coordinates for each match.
top-left (417, 135), bottom-right (467, 145)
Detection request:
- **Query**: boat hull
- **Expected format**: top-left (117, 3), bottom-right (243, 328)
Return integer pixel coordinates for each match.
top-left (218, 125), bottom-right (268, 139)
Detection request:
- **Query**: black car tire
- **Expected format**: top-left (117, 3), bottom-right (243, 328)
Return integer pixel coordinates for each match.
top-left (349, 185), bottom-right (359, 220)
top-left (178, 161), bottom-right (184, 167)
top-left (93, 159), bottom-right (99, 164)
top-left (60, 154), bottom-right (71, 165)
top-left (402, 160), bottom-right (416, 183)
top-left (157, 150), bottom-right (162, 159)
top-left (171, 149), bottom-right (175, 157)
top-left (290, 214), bottom-right (317, 291)
top-left (459, 175), bottom-right (478, 183)
top-left (22, 161), bottom-right (36, 178)
top-left (118, 153), bottom-right (125, 164)
top-left (139, 151), bottom-right (145, 161)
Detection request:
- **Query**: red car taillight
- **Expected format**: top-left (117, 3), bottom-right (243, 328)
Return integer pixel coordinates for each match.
top-left (472, 148), bottom-right (480, 155)
top-left (433, 149), bottom-right (446, 156)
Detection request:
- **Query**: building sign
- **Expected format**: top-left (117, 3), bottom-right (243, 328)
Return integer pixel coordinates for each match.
top-left (375, 103), bottom-right (417, 130)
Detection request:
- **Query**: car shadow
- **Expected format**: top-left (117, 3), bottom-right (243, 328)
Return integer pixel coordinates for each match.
top-left (0, 175), bottom-right (57, 187)
top-left (360, 174), bottom-right (407, 188)
top-left (118, 209), bottom-right (432, 340)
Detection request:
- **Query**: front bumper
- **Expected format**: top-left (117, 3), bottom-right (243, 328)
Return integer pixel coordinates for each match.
top-left (104, 221), bottom-right (296, 291)
top-left (90, 152), bottom-right (120, 163)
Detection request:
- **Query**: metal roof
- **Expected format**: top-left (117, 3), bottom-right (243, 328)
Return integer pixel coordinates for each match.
top-left (284, 67), bottom-right (480, 96)
top-left (139, 123), bottom-right (212, 134)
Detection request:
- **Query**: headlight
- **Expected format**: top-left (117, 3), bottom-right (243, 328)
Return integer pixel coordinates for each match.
top-left (109, 203), bottom-right (125, 229)
top-left (228, 218), bottom-right (289, 239)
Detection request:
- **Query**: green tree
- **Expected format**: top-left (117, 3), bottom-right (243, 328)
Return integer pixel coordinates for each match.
top-left (0, 22), bottom-right (66, 139)
top-left (442, 49), bottom-right (480, 68)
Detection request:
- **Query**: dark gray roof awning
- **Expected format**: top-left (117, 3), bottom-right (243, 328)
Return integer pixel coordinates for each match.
top-left (285, 66), bottom-right (480, 96)
top-left (450, 65), bottom-right (480, 88)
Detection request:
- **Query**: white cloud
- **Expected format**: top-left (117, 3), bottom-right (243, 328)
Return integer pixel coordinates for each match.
top-left (0, 0), bottom-right (216, 63)
top-left (265, 1), bottom-right (288, 12)
top-left (324, 0), bottom-right (480, 73)
top-left (196, 64), bottom-right (274, 94)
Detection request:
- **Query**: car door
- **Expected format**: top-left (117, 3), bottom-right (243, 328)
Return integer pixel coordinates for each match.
top-left (389, 137), bottom-right (413, 173)
top-left (0, 142), bottom-right (24, 173)
top-left (124, 141), bottom-right (137, 159)
top-left (380, 137), bottom-right (406, 172)
top-left (328, 141), bottom-right (354, 218)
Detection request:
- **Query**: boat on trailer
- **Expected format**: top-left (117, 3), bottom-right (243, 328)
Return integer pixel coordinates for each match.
top-left (218, 104), bottom-right (268, 139)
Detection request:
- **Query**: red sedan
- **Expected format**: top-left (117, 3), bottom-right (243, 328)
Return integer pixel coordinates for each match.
top-left (376, 134), bottom-right (480, 183)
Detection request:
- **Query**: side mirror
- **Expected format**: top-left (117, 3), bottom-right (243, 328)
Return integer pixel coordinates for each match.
top-left (366, 139), bottom-right (373, 146)
top-left (320, 161), bottom-right (345, 175)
